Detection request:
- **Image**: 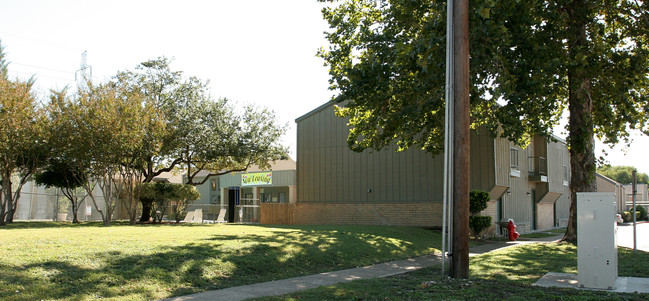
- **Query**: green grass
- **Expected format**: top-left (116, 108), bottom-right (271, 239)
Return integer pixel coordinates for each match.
top-left (519, 232), bottom-right (562, 239)
top-left (548, 227), bottom-right (567, 234)
top-left (256, 243), bottom-right (649, 300)
top-left (0, 222), bottom-right (440, 300)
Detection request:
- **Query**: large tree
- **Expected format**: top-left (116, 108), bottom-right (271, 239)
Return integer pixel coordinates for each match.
top-left (114, 58), bottom-right (288, 221)
top-left (48, 82), bottom-right (154, 226)
top-left (318, 0), bottom-right (649, 246)
top-left (0, 40), bottom-right (48, 225)
top-left (34, 158), bottom-right (88, 223)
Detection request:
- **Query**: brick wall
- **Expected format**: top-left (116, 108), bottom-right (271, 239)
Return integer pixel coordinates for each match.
top-left (482, 200), bottom-right (499, 236)
top-left (536, 203), bottom-right (554, 230)
top-left (292, 202), bottom-right (443, 227)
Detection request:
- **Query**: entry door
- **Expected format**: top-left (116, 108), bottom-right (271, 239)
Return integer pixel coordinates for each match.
top-left (497, 197), bottom-right (503, 235)
top-left (228, 188), bottom-right (239, 223)
top-left (531, 189), bottom-right (537, 230)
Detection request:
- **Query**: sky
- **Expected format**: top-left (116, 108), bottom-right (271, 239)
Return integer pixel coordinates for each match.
top-left (1, 0), bottom-right (648, 174)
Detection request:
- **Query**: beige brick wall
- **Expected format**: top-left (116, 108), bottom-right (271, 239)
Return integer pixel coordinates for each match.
top-left (536, 203), bottom-right (554, 231)
top-left (482, 200), bottom-right (499, 236)
top-left (294, 202), bottom-right (443, 227)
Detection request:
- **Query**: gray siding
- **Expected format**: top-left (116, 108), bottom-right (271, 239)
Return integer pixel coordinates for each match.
top-left (297, 104), bottom-right (443, 203)
top-left (295, 102), bottom-right (571, 231)
top-left (297, 103), bottom-right (511, 204)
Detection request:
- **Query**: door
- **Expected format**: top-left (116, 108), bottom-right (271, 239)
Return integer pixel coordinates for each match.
top-left (531, 189), bottom-right (537, 230)
top-left (497, 197), bottom-right (503, 235)
top-left (228, 188), bottom-right (240, 223)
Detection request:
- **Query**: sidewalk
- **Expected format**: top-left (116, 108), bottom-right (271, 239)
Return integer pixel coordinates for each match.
top-left (162, 234), bottom-right (563, 301)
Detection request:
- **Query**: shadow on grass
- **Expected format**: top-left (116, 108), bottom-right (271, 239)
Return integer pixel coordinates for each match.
top-left (470, 242), bottom-right (578, 284)
top-left (0, 225), bottom-right (440, 300)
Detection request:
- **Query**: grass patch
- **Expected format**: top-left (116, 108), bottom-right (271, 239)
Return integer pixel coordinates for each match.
top-left (257, 243), bottom-right (649, 300)
top-left (0, 222), bottom-right (440, 300)
top-left (519, 232), bottom-right (562, 239)
top-left (547, 228), bottom-right (567, 234)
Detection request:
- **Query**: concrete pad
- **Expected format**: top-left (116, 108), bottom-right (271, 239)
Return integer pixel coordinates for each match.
top-left (534, 272), bottom-right (649, 294)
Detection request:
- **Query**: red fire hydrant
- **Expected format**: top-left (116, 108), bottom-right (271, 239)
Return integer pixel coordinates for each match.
top-left (507, 220), bottom-right (520, 241)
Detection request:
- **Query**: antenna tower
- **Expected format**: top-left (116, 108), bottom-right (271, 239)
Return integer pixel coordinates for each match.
top-left (75, 51), bottom-right (92, 90)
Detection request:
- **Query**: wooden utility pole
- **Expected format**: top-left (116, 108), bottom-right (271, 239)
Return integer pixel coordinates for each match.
top-left (451, 0), bottom-right (470, 278)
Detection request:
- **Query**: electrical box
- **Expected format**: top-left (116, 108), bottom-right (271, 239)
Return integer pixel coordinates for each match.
top-left (577, 192), bottom-right (617, 289)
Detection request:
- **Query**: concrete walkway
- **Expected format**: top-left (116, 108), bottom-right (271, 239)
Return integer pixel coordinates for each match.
top-left (162, 235), bottom-right (562, 301)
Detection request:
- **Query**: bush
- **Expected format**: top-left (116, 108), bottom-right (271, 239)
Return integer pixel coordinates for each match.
top-left (622, 211), bottom-right (641, 222)
top-left (469, 190), bottom-right (492, 237)
top-left (470, 190), bottom-right (490, 214)
top-left (470, 215), bottom-right (493, 237)
top-left (636, 205), bottom-right (648, 220)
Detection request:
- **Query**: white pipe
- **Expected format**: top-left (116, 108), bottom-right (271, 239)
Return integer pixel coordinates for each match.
top-left (441, 0), bottom-right (454, 276)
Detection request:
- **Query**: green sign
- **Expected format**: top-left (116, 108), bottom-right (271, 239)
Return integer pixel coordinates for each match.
top-left (241, 172), bottom-right (272, 186)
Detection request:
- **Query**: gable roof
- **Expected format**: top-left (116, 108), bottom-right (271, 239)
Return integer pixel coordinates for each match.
top-left (596, 173), bottom-right (622, 186)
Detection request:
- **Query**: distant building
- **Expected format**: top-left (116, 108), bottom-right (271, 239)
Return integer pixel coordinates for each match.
top-left (623, 183), bottom-right (649, 211)
top-left (596, 173), bottom-right (626, 213)
top-left (188, 159), bottom-right (296, 223)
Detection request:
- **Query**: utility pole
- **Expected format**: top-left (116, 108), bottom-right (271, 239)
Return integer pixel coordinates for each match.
top-left (452, 0), bottom-right (470, 278)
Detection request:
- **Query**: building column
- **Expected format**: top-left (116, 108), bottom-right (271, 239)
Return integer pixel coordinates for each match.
top-left (220, 188), bottom-right (227, 210)
top-left (288, 185), bottom-right (297, 204)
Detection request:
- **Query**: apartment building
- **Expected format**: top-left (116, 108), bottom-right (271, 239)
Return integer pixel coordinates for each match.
top-left (287, 102), bottom-right (571, 234)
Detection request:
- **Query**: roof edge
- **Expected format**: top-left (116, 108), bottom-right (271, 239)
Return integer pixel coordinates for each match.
top-left (295, 101), bottom-right (335, 123)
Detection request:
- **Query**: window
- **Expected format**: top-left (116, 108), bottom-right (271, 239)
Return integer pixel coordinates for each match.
top-left (510, 148), bottom-right (519, 170)
top-left (563, 165), bottom-right (569, 186)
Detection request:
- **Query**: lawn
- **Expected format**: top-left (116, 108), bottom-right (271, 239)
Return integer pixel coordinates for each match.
top-left (0, 222), bottom-right (440, 300)
top-left (257, 243), bottom-right (649, 300)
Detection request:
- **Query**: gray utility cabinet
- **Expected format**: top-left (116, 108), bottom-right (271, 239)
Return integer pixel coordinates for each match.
top-left (577, 192), bottom-right (618, 289)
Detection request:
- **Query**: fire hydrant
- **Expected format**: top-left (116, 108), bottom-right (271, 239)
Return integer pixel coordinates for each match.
top-left (507, 220), bottom-right (520, 241)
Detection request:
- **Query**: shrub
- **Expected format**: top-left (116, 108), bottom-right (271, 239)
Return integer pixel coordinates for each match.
top-left (622, 211), bottom-right (631, 222)
top-left (623, 211), bottom-right (641, 222)
top-left (469, 190), bottom-right (492, 237)
top-left (470, 190), bottom-right (490, 214)
top-left (636, 205), bottom-right (648, 220)
top-left (470, 215), bottom-right (492, 237)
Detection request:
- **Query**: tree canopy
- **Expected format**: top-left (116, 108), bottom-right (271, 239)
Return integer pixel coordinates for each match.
top-left (0, 39), bottom-right (48, 225)
top-left (113, 58), bottom-right (289, 187)
top-left (319, 0), bottom-right (649, 242)
top-left (598, 165), bottom-right (649, 184)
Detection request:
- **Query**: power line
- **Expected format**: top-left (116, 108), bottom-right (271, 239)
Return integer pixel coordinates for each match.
top-left (0, 30), bottom-right (82, 53)
top-left (9, 70), bottom-right (75, 83)
top-left (11, 62), bottom-right (75, 75)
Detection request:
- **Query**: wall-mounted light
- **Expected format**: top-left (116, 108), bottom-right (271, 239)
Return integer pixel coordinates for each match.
top-left (367, 189), bottom-right (372, 193)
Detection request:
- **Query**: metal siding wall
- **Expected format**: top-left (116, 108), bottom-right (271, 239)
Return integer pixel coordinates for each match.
top-left (494, 135), bottom-right (510, 187)
top-left (555, 145), bottom-right (572, 223)
top-left (296, 119), bottom-right (304, 201)
top-left (469, 130), bottom-right (496, 193)
top-left (547, 140), bottom-right (564, 193)
top-left (413, 148), bottom-right (421, 201)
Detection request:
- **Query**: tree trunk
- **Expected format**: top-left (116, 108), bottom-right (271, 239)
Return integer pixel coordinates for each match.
top-left (5, 179), bottom-right (14, 224)
top-left (140, 200), bottom-right (153, 222)
top-left (71, 200), bottom-right (80, 223)
top-left (1, 169), bottom-right (13, 225)
top-left (0, 171), bottom-right (10, 226)
top-left (451, 0), bottom-right (471, 279)
top-left (563, 1), bottom-right (597, 243)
